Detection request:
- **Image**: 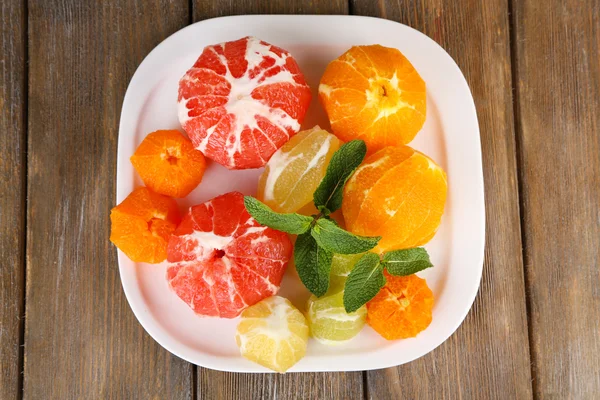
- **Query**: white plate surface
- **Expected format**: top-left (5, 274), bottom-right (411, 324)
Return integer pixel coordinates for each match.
top-left (117, 15), bottom-right (485, 373)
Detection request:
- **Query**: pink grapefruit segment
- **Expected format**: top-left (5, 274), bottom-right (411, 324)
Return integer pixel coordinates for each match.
top-left (178, 36), bottom-right (312, 170)
top-left (166, 191), bottom-right (292, 318)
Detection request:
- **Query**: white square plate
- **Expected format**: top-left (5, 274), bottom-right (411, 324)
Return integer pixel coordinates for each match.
top-left (117, 15), bottom-right (485, 373)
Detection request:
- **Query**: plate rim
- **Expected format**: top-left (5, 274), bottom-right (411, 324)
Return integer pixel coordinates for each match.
top-left (116, 14), bottom-right (485, 373)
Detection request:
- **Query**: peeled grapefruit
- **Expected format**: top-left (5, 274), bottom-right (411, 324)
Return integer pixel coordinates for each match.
top-left (178, 36), bottom-right (311, 170)
top-left (166, 191), bottom-right (292, 318)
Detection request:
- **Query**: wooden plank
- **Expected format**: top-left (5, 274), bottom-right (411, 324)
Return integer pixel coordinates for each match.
top-left (351, 1), bottom-right (534, 398)
top-left (24, 1), bottom-right (193, 398)
top-left (192, 2), bottom-right (363, 398)
top-left (194, 0), bottom-right (348, 18)
top-left (0, 1), bottom-right (26, 399)
top-left (513, 0), bottom-right (600, 397)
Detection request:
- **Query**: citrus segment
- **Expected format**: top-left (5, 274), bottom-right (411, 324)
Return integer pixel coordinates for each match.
top-left (130, 130), bottom-right (206, 198)
top-left (306, 286), bottom-right (366, 345)
top-left (167, 192), bottom-right (292, 318)
top-left (367, 272), bottom-right (434, 340)
top-left (110, 187), bottom-right (181, 263)
top-left (319, 45), bottom-right (426, 153)
top-left (342, 146), bottom-right (447, 253)
top-left (178, 36), bottom-right (312, 170)
top-left (329, 253), bottom-right (362, 288)
top-left (257, 126), bottom-right (342, 213)
top-left (236, 296), bottom-right (308, 373)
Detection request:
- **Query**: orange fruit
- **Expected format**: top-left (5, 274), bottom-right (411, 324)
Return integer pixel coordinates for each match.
top-left (342, 146), bottom-right (447, 253)
top-left (366, 272), bottom-right (433, 340)
top-left (167, 192), bottom-right (292, 318)
top-left (130, 130), bottom-right (206, 198)
top-left (110, 187), bottom-right (181, 263)
top-left (178, 36), bottom-right (312, 170)
top-left (319, 45), bottom-right (426, 153)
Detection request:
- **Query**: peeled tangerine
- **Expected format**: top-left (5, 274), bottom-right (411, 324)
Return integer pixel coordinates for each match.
top-left (367, 273), bottom-right (434, 340)
top-left (319, 45), bottom-right (426, 154)
top-left (236, 296), bottom-right (309, 373)
top-left (110, 187), bottom-right (180, 263)
top-left (343, 145), bottom-right (447, 253)
top-left (130, 130), bottom-right (206, 198)
top-left (257, 126), bottom-right (342, 213)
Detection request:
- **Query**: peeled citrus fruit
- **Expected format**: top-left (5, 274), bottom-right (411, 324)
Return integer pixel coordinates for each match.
top-left (257, 126), bottom-right (342, 213)
top-left (343, 145), bottom-right (447, 253)
top-left (367, 272), bottom-right (433, 340)
top-left (178, 36), bottom-right (312, 170)
top-left (330, 253), bottom-right (362, 288)
top-left (130, 130), bottom-right (206, 198)
top-left (110, 187), bottom-right (180, 263)
top-left (236, 296), bottom-right (308, 373)
top-left (319, 45), bottom-right (426, 153)
top-left (166, 192), bottom-right (292, 318)
top-left (306, 285), bottom-right (366, 345)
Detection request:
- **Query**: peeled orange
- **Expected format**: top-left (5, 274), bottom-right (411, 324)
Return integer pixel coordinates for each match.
top-left (319, 45), bottom-right (426, 153)
top-left (342, 145), bottom-right (447, 253)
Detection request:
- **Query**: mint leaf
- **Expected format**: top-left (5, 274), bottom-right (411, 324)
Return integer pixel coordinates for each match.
top-left (313, 140), bottom-right (367, 214)
top-left (244, 196), bottom-right (313, 234)
top-left (294, 232), bottom-right (333, 297)
top-left (311, 218), bottom-right (380, 254)
top-left (383, 248), bottom-right (433, 276)
top-left (343, 253), bottom-right (385, 313)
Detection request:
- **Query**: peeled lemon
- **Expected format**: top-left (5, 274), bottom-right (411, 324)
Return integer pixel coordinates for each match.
top-left (257, 126), bottom-right (341, 213)
top-left (235, 296), bottom-right (308, 373)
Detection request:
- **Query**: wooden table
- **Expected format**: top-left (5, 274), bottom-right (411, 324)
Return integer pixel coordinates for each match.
top-left (1, 0), bottom-right (598, 398)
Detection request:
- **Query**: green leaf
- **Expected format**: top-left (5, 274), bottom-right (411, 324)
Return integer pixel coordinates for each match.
top-left (383, 248), bottom-right (433, 276)
top-left (313, 140), bottom-right (367, 214)
top-left (311, 218), bottom-right (380, 254)
top-left (343, 253), bottom-right (386, 313)
top-left (244, 196), bottom-right (313, 234)
top-left (294, 232), bottom-right (333, 297)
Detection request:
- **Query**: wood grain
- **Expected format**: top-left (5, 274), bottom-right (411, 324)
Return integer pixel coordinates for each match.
top-left (0, 1), bottom-right (26, 399)
top-left (513, 0), bottom-right (600, 397)
top-left (193, 0), bottom-right (348, 19)
top-left (198, 372), bottom-right (365, 400)
top-left (192, 1), bottom-right (362, 398)
top-left (23, 1), bottom-right (193, 398)
top-left (351, 1), bottom-right (534, 398)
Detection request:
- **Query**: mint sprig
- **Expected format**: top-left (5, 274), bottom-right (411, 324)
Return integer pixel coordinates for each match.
top-left (342, 247), bottom-right (434, 312)
top-left (384, 248), bottom-right (433, 276)
top-left (313, 140), bottom-right (366, 215)
top-left (311, 218), bottom-right (380, 254)
top-left (294, 232), bottom-right (333, 297)
top-left (343, 253), bottom-right (386, 313)
top-left (243, 196), bottom-right (313, 234)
